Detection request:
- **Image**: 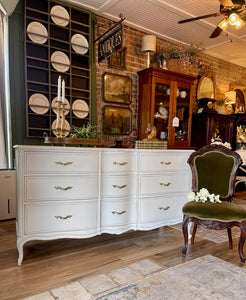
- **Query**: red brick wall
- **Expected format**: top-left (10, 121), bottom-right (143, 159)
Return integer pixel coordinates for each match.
top-left (95, 16), bottom-right (246, 147)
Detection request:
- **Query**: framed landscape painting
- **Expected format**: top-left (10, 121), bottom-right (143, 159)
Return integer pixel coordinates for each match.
top-left (103, 73), bottom-right (132, 104)
top-left (103, 106), bottom-right (132, 135)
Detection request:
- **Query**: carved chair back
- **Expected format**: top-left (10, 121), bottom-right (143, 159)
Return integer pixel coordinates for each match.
top-left (188, 144), bottom-right (242, 201)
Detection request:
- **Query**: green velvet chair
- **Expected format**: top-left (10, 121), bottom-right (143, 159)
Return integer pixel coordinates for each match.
top-left (182, 144), bottom-right (246, 266)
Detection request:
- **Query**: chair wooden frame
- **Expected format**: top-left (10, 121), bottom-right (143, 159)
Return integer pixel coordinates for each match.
top-left (182, 144), bottom-right (246, 266)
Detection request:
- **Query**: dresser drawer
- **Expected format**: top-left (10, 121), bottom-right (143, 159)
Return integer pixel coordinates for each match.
top-left (101, 152), bottom-right (137, 173)
top-left (139, 151), bottom-right (190, 173)
top-left (25, 175), bottom-right (98, 202)
top-left (24, 201), bottom-right (98, 234)
top-left (140, 174), bottom-right (189, 195)
top-left (139, 196), bottom-right (184, 224)
top-left (24, 151), bottom-right (99, 174)
top-left (101, 200), bottom-right (136, 227)
top-left (101, 175), bottom-right (137, 197)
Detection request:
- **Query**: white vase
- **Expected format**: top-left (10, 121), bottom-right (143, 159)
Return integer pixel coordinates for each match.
top-left (159, 60), bottom-right (168, 70)
top-left (216, 105), bottom-right (226, 115)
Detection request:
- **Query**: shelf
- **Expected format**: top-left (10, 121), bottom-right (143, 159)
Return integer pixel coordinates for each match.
top-left (25, 0), bottom-right (92, 138)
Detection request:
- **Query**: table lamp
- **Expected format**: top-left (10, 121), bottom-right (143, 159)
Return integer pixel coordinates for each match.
top-left (142, 35), bottom-right (156, 68)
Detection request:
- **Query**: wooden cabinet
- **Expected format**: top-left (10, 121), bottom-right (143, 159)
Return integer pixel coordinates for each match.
top-left (24, 0), bottom-right (91, 138)
top-left (191, 112), bottom-right (235, 149)
top-left (137, 67), bottom-right (196, 148)
top-left (15, 145), bottom-right (193, 265)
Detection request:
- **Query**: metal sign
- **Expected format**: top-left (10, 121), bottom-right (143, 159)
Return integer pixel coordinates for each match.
top-left (98, 25), bottom-right (123, 63)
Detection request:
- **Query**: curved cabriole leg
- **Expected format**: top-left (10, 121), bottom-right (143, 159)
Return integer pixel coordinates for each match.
top-left (227, 227), bottom-right (233, 249)
top-left (191, 223), bottom-right (197, 245)
top-left (17, 238), bottom-right (24, 266)
top-left (182, 215), bottom-right (190, 258)
top-left (238, 223), bottom-right (246, 267)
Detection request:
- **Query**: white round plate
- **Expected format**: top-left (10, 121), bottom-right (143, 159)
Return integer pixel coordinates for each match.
top-left (51, 51), bottom-right (70, 72)
top-left (27, 21), bottom-right (48, 44)
top-left (50, 5), bottom-right (69, 27)
top-left (159, 106), bottom-right (168, 116)
top-left (51, 97), bottom-right (70, 115)
top-left (71, 34), bottom-right (89, 55)
top-left (52, 119), bottom-right (70, 137)
top-left (72, 99), bottom-right (89, 118)
top-left (29, 93), bottom-right (49, 114)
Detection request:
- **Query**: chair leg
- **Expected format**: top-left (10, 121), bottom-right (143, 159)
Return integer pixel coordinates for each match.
top-left (182, 215), bottom-right (190, 258)
top-left (238, 225), bottom-right (246, 267)
top-left (227, 227), bottom-right (233, 249)
top-left (191, 223), bottom-right (197, 245)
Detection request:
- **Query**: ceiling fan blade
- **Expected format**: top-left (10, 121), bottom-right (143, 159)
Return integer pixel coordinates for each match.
top-left (219, 0), bottom-right (245, 6)
top-left (231, 0), bottom-right (245, 5)
top-left (209, 26), bottom-right (223, 38)
top-left (178, 12), bottom-right (222, 24)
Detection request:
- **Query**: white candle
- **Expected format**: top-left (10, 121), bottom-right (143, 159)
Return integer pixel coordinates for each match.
top-left (62, 79), bottom-right (65, 103)
top-left (57, 76), bottom-right (61, 101)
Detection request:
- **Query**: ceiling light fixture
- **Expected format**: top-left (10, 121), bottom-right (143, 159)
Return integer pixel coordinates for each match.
top-left (228, 13), bottom-right (240, 25)
top-left (218, 18), bottom-right (229, 29)
top-left (235, 19), bottom-right (245, 29)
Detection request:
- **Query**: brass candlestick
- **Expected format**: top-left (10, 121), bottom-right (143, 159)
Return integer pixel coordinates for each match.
top-left (61, 103), bottom-right (67, 138)
top-left (55, 100), bottom-right (62, 138)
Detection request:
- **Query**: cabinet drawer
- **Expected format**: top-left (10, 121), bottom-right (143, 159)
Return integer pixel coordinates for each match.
top-left (25, 201), bottom-right (98, 234)
top-left (25, 151), bottom-right (99, 174)
top-left (101, 200), bottom-right (136, 227)
top-left (101, 152), bottom-right (137, 173)
top-left (140, 174), bottom-right (189, 195)
top-left (25, 176), bottom-right (98, 202)
top-left (139, 152), bottom-right (191, 172)
top-left (101, 175), bottom-right (137, 197)
top-left (139, 196), bottom-right (184, 224)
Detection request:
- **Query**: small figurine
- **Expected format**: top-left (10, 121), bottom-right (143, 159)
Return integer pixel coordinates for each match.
top-left (144, 124), bottom-right (158, 140)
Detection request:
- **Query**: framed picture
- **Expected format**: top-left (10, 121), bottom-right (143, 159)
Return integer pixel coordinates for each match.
top-left (103, 106), bottom-right (132, 135)
top-left (230, 85), bottom-right (246, 113)
top-left (108, 47), bottom-right (126, 69)
top-left (103, 72), bottom-right (132, 104)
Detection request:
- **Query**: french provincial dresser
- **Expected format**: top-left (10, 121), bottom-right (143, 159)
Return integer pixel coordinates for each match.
top-left (15, 145), bottom-right (193, 265)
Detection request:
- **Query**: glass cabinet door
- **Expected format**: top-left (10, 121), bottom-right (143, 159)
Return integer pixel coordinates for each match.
top-left (174, 86), bottom-right (191, 143)
top-left (154, 82), bottom-right (171, 140)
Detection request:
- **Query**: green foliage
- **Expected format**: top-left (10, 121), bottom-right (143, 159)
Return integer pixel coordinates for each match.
top-left (217, 97), bottom-right (227, 106)
top-left (153, 44), bottom-right (200, 64)
top-left (71, 124), bottom-right (97, 139)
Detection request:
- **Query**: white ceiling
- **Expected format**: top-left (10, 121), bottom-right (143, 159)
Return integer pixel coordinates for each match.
top-left (64, 0), bottom-right (246, 68)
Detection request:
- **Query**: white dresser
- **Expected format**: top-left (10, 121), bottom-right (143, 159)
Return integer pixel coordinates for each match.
top-left (15, 145), bottom-right (193, 265)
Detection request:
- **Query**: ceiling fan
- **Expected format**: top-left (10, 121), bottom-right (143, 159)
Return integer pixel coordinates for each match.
top-left (178, 0), bottom-right (246, 38)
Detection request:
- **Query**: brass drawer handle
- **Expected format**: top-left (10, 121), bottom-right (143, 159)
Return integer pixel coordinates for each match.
top-left (112, 184), bottom-right (127, 189)
top-left (55, 215), bottom-right (72, 220)
top-left (113, 162), bottom-right (128, 166)
top-left (112, 210), bottom-right (126, 215)
top-left (159, 206), bottom-right (170, 211)
top-left (160, 161), bottom-right (171, 165)
top-left (55, 186), bottom-right (72, 191)
top-left (55, 161), bottom-right (73, 166)
top-left (160, 182), bottom-right (171, 187)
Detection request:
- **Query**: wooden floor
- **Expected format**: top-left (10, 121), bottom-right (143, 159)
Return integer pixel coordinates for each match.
top-left (1, 191), bottom-right (246, 300)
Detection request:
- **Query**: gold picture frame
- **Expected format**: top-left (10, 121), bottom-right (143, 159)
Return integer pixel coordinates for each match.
top-left (103, 106), bottom-right (132, 135)
top-left (230, 85), bottom-right (246, 113)
top-left (103, 72), bottom-right (132, 104)
top-left (108, 47), bottom-right (126, 69)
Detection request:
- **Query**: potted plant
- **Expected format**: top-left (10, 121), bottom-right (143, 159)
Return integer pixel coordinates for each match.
top-left (153, 44), bottom-right (200, 71)
top-left (71, 124), bottom-right (98, 139)
top-left (70, 124), bottom-right (101, 146)
top-left (216, 97), bottom-right (227, 114)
